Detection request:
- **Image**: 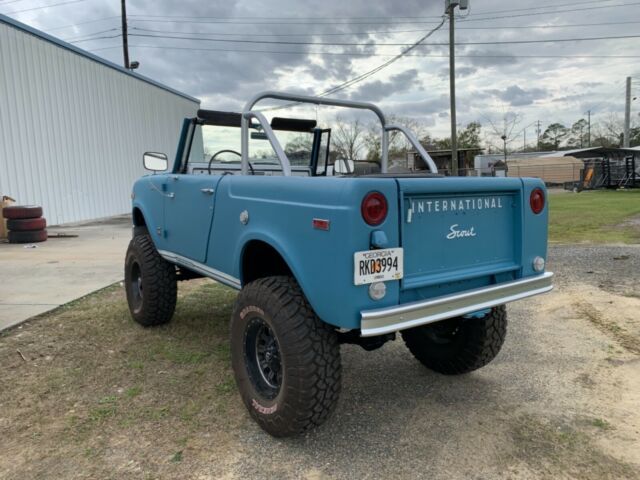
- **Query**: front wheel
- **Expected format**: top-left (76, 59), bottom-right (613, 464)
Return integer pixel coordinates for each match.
top-left (124, 234), bottom-right (177, 326)
top-left (401, 305), bottom-right (507, 375)
top-left (230, 276), bottom-right (341, 437)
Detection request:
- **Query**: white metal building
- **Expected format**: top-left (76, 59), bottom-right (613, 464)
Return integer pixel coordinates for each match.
top-left (0, 14), bottom-right (200, 225)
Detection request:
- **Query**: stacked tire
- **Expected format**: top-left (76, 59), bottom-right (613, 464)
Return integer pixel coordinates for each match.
top-left (3, 206), bottom-right (48, 244)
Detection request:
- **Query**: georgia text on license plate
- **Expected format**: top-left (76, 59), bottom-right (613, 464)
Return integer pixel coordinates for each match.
top-left (353, 248), bottom-right (403, 286)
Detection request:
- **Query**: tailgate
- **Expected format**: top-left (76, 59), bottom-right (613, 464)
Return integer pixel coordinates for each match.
top-left (397, 178), bottom-right (522, 291)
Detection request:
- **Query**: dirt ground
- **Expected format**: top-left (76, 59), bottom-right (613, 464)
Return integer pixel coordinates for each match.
top-left (0, 245), bottom-right (639, 480)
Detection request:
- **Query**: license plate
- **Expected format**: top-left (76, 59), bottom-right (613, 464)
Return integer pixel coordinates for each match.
top-left (354, 248), bottom-right (403, 286)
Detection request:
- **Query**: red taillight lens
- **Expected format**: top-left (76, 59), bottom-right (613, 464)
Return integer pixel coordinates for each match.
top-left (361, 192), bottom-right (388, 226)
top-left (530, 188), bottom-right (545, 214)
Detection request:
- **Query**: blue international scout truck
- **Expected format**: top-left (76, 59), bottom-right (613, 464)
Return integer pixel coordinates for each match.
top-left (125, 92), bottom-right (553, 437)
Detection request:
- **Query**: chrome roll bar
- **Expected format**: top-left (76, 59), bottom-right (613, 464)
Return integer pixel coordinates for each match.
top-left (240, 90), bottom-right (438, 176)
top-left (241, 111), bottom-right (291, 176)
top-left (385, 124), bottom-right (438, 173)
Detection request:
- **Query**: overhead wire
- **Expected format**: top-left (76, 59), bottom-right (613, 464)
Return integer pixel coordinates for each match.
top-left (126, 21), bottom-right (640, 38)
top-left (125, 32), bottom-right (640, 47)
top-left (122, 2), bottom-right (640, 25)
top-left (2, 0), bottom-right (87, 15)
top-left (261, 17), bottom-right (448, 110)
top-left (88, 44), bottom-right (640, 60)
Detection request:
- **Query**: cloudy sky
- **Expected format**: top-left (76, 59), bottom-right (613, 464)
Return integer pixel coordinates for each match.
top-left (5, 0), bottom-right (639, 145)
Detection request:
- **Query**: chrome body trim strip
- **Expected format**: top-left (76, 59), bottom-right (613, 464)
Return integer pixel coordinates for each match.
top-left (360, 272), bottom-right (554, 337)
top-left (158, 250), bottom-right (242, 290)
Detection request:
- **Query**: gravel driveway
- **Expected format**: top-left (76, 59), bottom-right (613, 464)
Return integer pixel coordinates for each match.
top-left (1, 245), bottom-right (638, 479)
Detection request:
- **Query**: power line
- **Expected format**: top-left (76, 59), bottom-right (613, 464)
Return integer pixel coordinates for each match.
top-left (123, 0), bottom-right (627, 21)
top-left (122, 2), bottom-right (640, 25)
top-left (457, 20), bottom-right (640, 30)
top-left (264, 17), bottom-right (448, 110)
top-left (61, 28), bottom-right (119, 42)
top-left (127, 21), bottom-right (640, 39)
top-left (126, 32), bottom-right (640, 47)
top-left (2, 0), bottom-right (87, 15)
top-left (458, 0), bottom-right (623, 16)
top-left (70, 34), bottom-right (121, 43)
top-left (457, 2), bottom-right (640, 23)
top-left (87, 44), bottom-right (640, 60)
top-left (44, 16), bottom-right (121, 31)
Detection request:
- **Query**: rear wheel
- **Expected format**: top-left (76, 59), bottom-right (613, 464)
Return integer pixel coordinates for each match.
top-left (124, 234), bottom-right (177, 326)
top-left (401, 306), bottom-right (507, 375)
top-left (231, 276), bottom-right (341, 437)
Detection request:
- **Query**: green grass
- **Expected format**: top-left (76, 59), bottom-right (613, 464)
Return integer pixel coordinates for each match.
top-left (548, 190), bottom-right (640, 244)
top-left (590, 418), bottom-right (612, 430)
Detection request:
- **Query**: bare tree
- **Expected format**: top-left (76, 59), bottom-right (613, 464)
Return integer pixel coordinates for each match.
top-left (483, 110), bottom-right (522, 167)
top-left (362, 115), bottom-right (432, 162)
top-left (333, 116), bottom-right (366, 161)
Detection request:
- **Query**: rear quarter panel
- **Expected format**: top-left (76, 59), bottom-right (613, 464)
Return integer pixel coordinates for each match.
top-left (207, 175), bottom-right (401, 329)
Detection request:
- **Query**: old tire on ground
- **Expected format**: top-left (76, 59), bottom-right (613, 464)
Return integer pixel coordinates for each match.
top-left (401, 305), bottom-right (507, 375)
top-left (7, 217), bottom-right (47, 232)
top-left (2, 205), bottom-right (43, 219)
top-left (124, 234), bottom-right (177, 327)
top-left (231, 276), bottom-right (341, 437)
top-left (8, 229), bottom-right (48, 244)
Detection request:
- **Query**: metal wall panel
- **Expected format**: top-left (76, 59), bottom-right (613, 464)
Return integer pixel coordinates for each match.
top-left (0, 21), bottom-right (199, 225)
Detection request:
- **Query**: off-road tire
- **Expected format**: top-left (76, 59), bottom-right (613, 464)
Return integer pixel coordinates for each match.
top-left (124, 234), bottom-right (176, 327)
top-left (8, 229), bottom-right (48, 243)
top-left (401, 305), bottom-right (507, 375)
top-left (7, 217), bottom-right (47, 231)
top-left (2, 205), bottom-right (43, 219)
top-left (231, 276), bottom-right (341, 437)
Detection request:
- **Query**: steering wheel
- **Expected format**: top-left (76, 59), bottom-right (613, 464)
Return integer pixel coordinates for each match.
top-left (207, 149), bottom-right (254, 175)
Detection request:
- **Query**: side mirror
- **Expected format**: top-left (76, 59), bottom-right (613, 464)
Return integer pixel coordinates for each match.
top-left (143, 152), bottom-right (168, 172)
top-left (334, 159), bottom-right (354, 174)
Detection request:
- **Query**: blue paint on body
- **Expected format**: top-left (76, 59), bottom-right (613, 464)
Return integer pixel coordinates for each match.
top-left (132, 171), bottom-right (549, 331)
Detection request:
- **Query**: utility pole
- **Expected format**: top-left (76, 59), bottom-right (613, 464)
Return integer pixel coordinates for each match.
top-left (523, 128), bottom-right (526, 152)
top-left (446, 0), bottom-right (467, 176)
top-left (587, 110), bottom-right (591, 147)
top-left (121, 0), bottom-right (130, 69)
top-left (623, 76), bottom-right (631, 148)
top-left (501, 134), bottom-right (507, 173)
top-left (536, 120), bottom-right (541, 150)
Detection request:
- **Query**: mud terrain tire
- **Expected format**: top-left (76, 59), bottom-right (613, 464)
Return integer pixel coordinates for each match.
top-left (231, 276), bottom-right (341, 437)
top-left (401, 305), bottom-right (507, 375)
top-left (124, 234), bottom-right (177, 327)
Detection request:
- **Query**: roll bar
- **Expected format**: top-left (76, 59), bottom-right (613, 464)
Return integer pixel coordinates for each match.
top-left (240, 90), bottom-right (438, 176)
top-left (385, 124), bottom-right (438, 173)
top-left (242, 111), bottom-right (291, 176)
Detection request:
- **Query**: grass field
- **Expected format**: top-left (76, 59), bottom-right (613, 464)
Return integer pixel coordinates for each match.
top-left (548, 189), bottom-right (640, 244)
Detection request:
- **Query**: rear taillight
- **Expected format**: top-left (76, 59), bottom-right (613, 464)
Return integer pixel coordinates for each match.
top-left (530, 188), bottom-right (545, 214)
top-left (361, 191), bottom-right (388, 226)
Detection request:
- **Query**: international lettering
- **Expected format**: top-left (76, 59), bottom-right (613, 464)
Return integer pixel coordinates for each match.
top-left (410, 196), bottom-right (504, 216)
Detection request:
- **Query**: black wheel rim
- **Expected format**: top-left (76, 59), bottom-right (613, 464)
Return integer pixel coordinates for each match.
top-left (129, 261), bottom-right (143, 313)
top-left (244, 317), bottom-right (282, 399)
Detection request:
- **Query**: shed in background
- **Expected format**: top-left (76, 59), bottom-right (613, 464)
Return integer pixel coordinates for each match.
top-left (0, 14), bottom-right (200, 225)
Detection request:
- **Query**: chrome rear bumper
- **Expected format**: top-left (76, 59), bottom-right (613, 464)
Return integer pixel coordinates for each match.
top-left (360, 272), bottom-right (553, 337)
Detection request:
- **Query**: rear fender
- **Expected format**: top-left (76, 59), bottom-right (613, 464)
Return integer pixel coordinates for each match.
top-left (222, 177), bottom-right (401, 330)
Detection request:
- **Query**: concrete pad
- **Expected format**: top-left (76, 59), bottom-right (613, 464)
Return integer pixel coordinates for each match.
top-left (0, 215), bottom-right (131, 331)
